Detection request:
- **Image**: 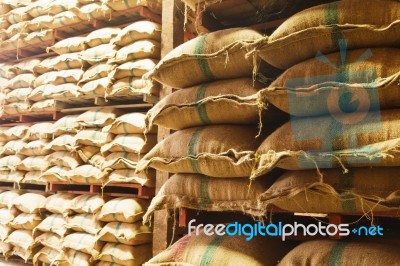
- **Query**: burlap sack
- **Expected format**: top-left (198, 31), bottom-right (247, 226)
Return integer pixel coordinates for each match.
top-left (68, 164), bottom-right (109, 184)
top-left (147, 78), bottom-right (261, 130)
top-left (46, 0), bottom-right (80, 15)
top-left (34, 69), bottom-right (84, 87)
top-left (70, 194), bottom-right (105, 214)
top-left (0, 242), bottom-right (12, 258)
top-left (12, 246), bottom-right (41, 262)
top-left (17, 156), bottom-right (50, 171)
top-left (103, 0), bottom-right (162, 14)
top-left (48, 36), bottom-right (87, 55)
top-left (52, 52), bottom-right (89, 71)
top-left (33, 247), bottom-right (67, 266)
top-left (66, 213), bottom-right (104, 235)
top-left (137, 125), bottom-right (262, 177)
top-left (99, 243), bottom-right (152, 266)
top-left (9, 58), bottom-right (40, 74)
top-left (63, 232), bottom-right (104, 258)
top-left (0, 33), bottom-right (25, 52)
top-left (7, 73), bottom-right (35, 89)
top-left (279, 240), bottom-right (400, 266)
top-left (3, 102), bottom-right (31, 115)
top-left (98, 197), bottom-right (149, 223)
top-left (23, 171), bottom-right (44, 184)
top-left (0, 155), bottom-right (25, 171)
top-left (34, 214), bottom-right (68, 237)
top-left (26, 15), bottom-right (52, 32)
top-left (144, 173), bottom-right (266, 223)
top-left (0, 207), bottom-right (19, 224)
top-left (5, 88), bottom-right (32, 103)
top-left (0, 224), bottom-right (12, 242)
top-left (113, 59), bottom-right (158, 80)
top-left (5, 21), bottom-right (28, 38)
top-left (5, 229), bottom-right (35, 250)
top-left (6, 6), bottom-right (31, 24)
top-left (23, 29), bottom-right (54, 46)
top-left (0, 18), bottom-right (9, 32)
top-left (145, 232), bottom-right (295, 266)
top-left (75, 129), bottom-right (114, 147)
top-left (100, 133), bottom-right (156, 154)
top-left (26, 122), bottom-right (54, 140)
top-left (106, 76), bottom-right (159, 98)
top-left (0, 170), bottom-right (24, 183)
top-left (260, 168), bottom-right (400, 214)
top-left (1, 140), bottom-right (27, 155)
top-left (255, 0), bottom-right (400, 69)
top-left (45, 193), bottom-right (76, 216)
top-left (111, 21), bottom-right (161, 47)
top-left (50, 11), bottom-right (82, 29)
top-left (26, 0), bottom-right (53, 17)
top-left (50, 115), bottom-right (81, 136)
top-left (45, 134), bottom-right (77, 152)
top-left (13, 193), bottom-right (46, 214)
top-left (0, 190), bottom-right (20, 209)
top-left (30, 98), bottom-right (68, 112)
top-left (34, 232), bottom-right (62, 250)
top-left (96, 261), bottom-right (124, 266)
top-left (102, 152), bottom-right (140, 170)
top-left (65, 250), bottom-right (92, 266)
top-left (85, 27), bottom-right (121, 48)
top-left (39, 166), bottom-right (70, 182)
top-left (77, 108), bottom-right (124, 128)
top-left (10, 213), bottom-right (42, 230)
top-left (77, 146), bottom-right (101, 163)
top-left (80, 63), bottom-right (116, 84)
top-left (145, 28), bottom-right (262, 88)
top-left (19, 139), bottom-right (51, 156)
top-left (33, 56), bottom-right (57, 74)
top-left (0, 1), bottom-right (10, 15)
top-left (261, 48), bottom-right (400, 117)
top-left (109, 39), bottom-right (161, 64)
top-left (103, 113), bottom-right (148, 134)
top-left (0, 64), bottom-right (14, 79)
top-left (79, 76), bottom-right (111, 96)
top-left (80, 44), bottom-right (117, 65)
top-left (108, 169), bottom-right (155, 187)
top-left (3, 125), bottom-right (28, 141)
top-left (252, 109), bottom-right (400, 178)
top-left (98, 221), bottom-right (152, 245)
top-left (46, 151), bottom-right (83, 169)
top-left (75, 2), bottom-right (112, 20)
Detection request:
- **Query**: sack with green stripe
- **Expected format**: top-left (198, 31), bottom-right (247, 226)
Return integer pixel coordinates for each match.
top-left (52, 52), bottom-right (89, 71)
top-left (11, 213), bottom-right (42, 230)
top-left (3, 102), bottom-right (31, 115)
top-left (30, 99), bottom-right (69, 112)
top-left (17, 156), bottom-right (50, 171)
top-left (26, 15), bottom-right (52, 32)
top-left (98, 221), bottom-right (152, 245)
top-left (1, 139), bottom-right (26, 155)
top-left (39, 166), bottom-right (70, 182)
top-left (252, 109), bottom-right (400, 178)
top-left (34, 69), bottom-right (84, 87)
top-left (80, 44), bottom-right (117, 65)
top-left (45, 193), bottom-right (76, 216)
top-left (100, 133), bottom-right (157, 154)
top-left (108, 169), bottom-right (155, 187)
top-left (80, 63), bottom-right (116, 84)
top-left (34, 214), bottom-right (68, 237)
top-left (145, 28), bottom-right (263, 88)
top-left (75, 129), bottom-right (114, 148)
top-left (279, 240), bottom-right (400, 266)
top-left (0, 190), bottom-right (21, 209)
top-left (14, 192), bottom-right (46, 214)
top-left (24, 29), bottom-right (54, 47)
top-left (19, 139), bottom-right (51, 156)
top-left (0, 170), bottom-right (24, 183)
top-left (6, 229), bottom-right (36, 252)
top-left (74, 2), bottom-right (112, 21)
top-left (111, 21), bottom-right (161, 47)
top-left (260, 168), bottom-right (400, 214)
top-left (64, 250), bottom-right (91, 266)
top-left (260, 48), bottom-right (400, 118)
top-left (50, 11), bottom-right (82, 30)
top-left (77, 108), bottom-right (124, 128)
top-left (106, 76), bottom-right (160, 99)
top-left (102, 152), bottom-right (140, 170)
top-left (0, 207), bottom-right (19, 225)
top-left (34, 232), bottom-right (63, 251)
top-left (26, 122), bottom-right (54, 140)
top-left (103, 112), bottom-right (155, 134)
top-left (84, 27), bottom-right (121, 48)
top-left (33, 246), bottom-right (67, 266)
top-left (46, 151), bottom-right (83, 169)
top-left (45, 134), bottom-right (77, 152)
top-left (62, 232), bottom-right (104, 258)
top-left (0, 155), bottom-right (25, 171)
top-left (103, 0), bottom-right (162, 14)
top-left (70, 194), bottom-right (106, 214)
top-left (146, 78), bottom-right (261, 131)
top-left (112, 59), bottom-right (159, 80)
top-left (66, 213), bottom-right (105, 235)
top-left (144, 173), bottom-right (267, 223)
top-left (98, 197), bottom-right (149, 223)
top-left (79, 76), bottom-right (112, 97)
top-left (109, 39), bottom-right (161, 64)
top-left (68, 164), bottom-right (110, 184)
top-left (99, 243), bottom-right (152, 266)
top-left (145, 231), bottom-right (296, 266)
top-left (137, 125), bottom-right (263, 177)
top-left (2, 125), bottom-right (28, 141)
top-left (50, 115), bottom-right (81, 136)
top-left (47, 36), bottom-right (87, 55)
top-left (254, 0), bottom-right (400, 69)
top-left (5, 88), bottom-right (32, 103)
top-left (7, 73), bottom-right (35, 89)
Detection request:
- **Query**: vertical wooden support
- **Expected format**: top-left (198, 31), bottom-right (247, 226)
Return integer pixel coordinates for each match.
top-left (152, 0), bottom-right (185, 256)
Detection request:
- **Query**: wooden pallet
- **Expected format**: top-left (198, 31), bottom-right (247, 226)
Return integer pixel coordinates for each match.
top-left (0, 6), bottom-right (161, 63)
top-left (48, 182), bottom-right (155, 199)
top-left (0, 110), bottom-right (64, 126)
top-left (60, 102), bottom-right (154, 114)
top-left (0, 181), bottom-right (48, 193)
top-left (53, 94), bottom-right (159, 107)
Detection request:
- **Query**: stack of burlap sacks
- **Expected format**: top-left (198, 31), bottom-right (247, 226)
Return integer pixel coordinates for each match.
top-left (0, 189), bottom-right (152, 265)
top-left (0, 19), bottom-right (162, 116)
top-left (140, 0), bottom-right (400, 264)
top-left (0, 0), bottom-right (161, 55)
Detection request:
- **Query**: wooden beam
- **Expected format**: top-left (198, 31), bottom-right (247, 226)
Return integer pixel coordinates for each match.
top-left (152, 0), bottom-right (185, 256)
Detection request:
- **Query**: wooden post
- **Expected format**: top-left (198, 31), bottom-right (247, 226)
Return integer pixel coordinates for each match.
top-left (152, 0), bottom-right (185, 256)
